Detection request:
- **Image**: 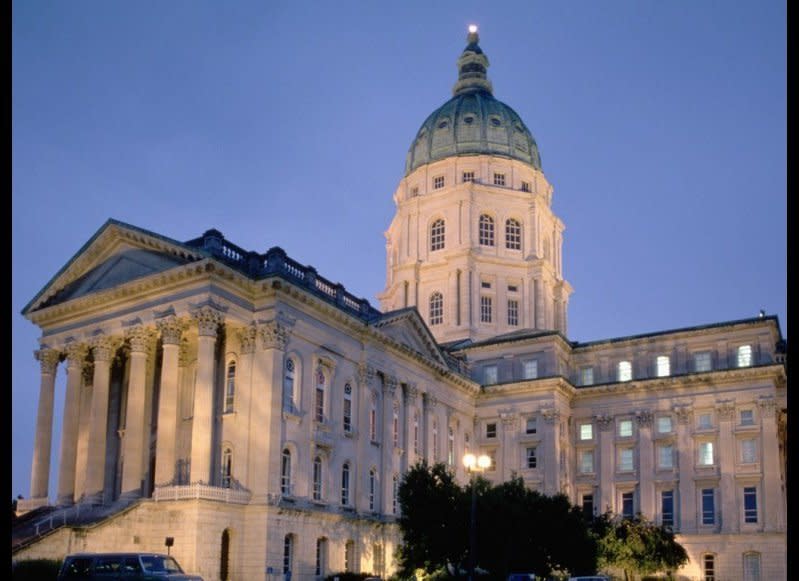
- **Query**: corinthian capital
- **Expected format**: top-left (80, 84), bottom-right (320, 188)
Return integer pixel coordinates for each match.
top-left (595, 414), bottom-right (614, 432)
top-left (383, 374), bottom-right (398, 396)
top-left (357, 363), bottom-right (376, 388)
top-left (91, 336), bottom-right (120, 362)
top-left (155, 315), bottom-right (187, 345)
top-left (405, 382), bottom-right (419, 403)
top-left (757, 395), bottom-right (777, 418)
top-left (126, 325), bottom-right (155, 353)
top-left (34, 348), bottom-right (60, 375)
top-left (259, 319), bottom-right (290, 350)
top-left (715, 399), bottom-right (736, 421)
top-left (673, 403), bottom-right (693, 425)
top-left (192, 305), bottom-right (225, 337)
top-left (63, 341), bottom-right (89, 369)
top-left (542, 407), bottom-right (561, 424)
top-left (237, 323), bottom-right (258, 354)
top-left (635, 409), bottom-right (654, 428)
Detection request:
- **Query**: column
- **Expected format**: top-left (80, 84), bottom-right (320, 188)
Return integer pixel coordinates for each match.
top-left (121, 325), bottom-right (153, 497)
top-left (675, 404), bottom-right (696, 533)
top-left (381, 375), bottom-right (398, 513)
top-left (758, 396), bottom-right (783, 531)
top-left (542, 408), bottom-right (560, 495)
top-left (716, 400), bottom-right (736, 533)
top-left (534, 278), bottom-right (544, 329)
top-left (253, 318), bottom-right (291, 500)
top-left (154, 315), bottom-right (184, 486)
top-left (596, 414), bottom-right (614, 513)
top-left (57, 342), bottom-right (87, 506)
top-left (636, 410), bottom-right (654, 520)
top-left (402, 383), bottom-right (417, 472)
top-left (85, 337), bottom-right (117, 503)
top-left (29, 348), bottom-right (61, 504)
top-left (422, 393), bottom-right (435, 463)
top-left (234, 324), bottom-right (257, 486)
top-left (190, 305), bottom-right (224, 484)
top-left (74, 364), bottom-right (93, 500)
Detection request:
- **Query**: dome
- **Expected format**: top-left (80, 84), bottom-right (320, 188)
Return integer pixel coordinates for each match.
top-left (404, 29), bottom-right (542, 176)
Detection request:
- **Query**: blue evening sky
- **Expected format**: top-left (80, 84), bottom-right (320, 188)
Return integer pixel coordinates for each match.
top-left (12, 1), bottom-right (786, 500)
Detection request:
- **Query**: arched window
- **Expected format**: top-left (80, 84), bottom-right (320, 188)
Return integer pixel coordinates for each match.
top-left (447, 427), bottom-right (455, 466)
top-left (368, 468), bottom-right (377, 511)
top-left (283, 534), bottom-right (294, 575)
top-left (343, 382), bottom-right (353, 433)
top-left (703, 553), bottom-right (715, 581)
top-left (315, 537), bottom-right (328, 577)
top-left (369, 393), bottom-right (378, 442)
top-left (392, 474), bottom-right (399, 515)
top-left (743, 551), bottom-right (761, 581)
top-left (220, 529), bottom-right (231, 581)
top-left (344, 540), bottom-right (355, 573)
top-left (225, 361), bottom-right (236, 413)
top-left (341, 463), bottom-right (351, 506)
top-left (430, 219), bottom-right (445, 251)
top-left (312, 456), bottom-right (323, 501)
top-left (221, 446), bottom-right (232, 488)
top-left (315, 367), bottom-right (327, 423)
top-left (479, 214), bottom-right (495, 246)
top-left (281, 449), bottom-right (292, 495)
top-left (283, 357), bottom-right (297, 411)
top-left (432, 419), bottom-right (439, 460)
top-left (392, 403), bottom-right (400, 447)
top-left (413, 412), bottom-right (420, 455)
top-left (429, 292), bottom-right (443, 326)
top-left (505, 219), bottom-right (521, 250)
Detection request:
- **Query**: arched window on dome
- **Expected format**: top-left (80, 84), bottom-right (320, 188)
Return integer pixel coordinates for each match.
top-left (505, 219), bottom-right (522, 250)
top-left (430, 219), bottom-right (445, 251)
top-left (479, 215), bottom-right (495, 246)
top-left (429, 292), bottom-right (443, 326)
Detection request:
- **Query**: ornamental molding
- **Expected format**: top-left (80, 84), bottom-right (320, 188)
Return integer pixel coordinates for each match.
top-left (125, 324), bottom-right (156, 354)
top-left (191, 304), bottom-right (225, 337)
top-left (357, 363), bottom-right (377, 388)
top-left (635, 409), bottom-right (654, 428)
top-left (90, 335), bottom-right (121, 362)
top-left (259, 318), bottom-right (291, 351)
top-left (155, 314), bottom-right (188, 346)
top-left (715, 399), bottom-right (736, 421)
top-left (63, 341), bottom-right (89, 368)
top-left (34, 348), bottom-right (60, 375)
top-left (541, 407), bottom-right (561, 424)
top-left (500, 411), bottom-right (518, 428)
top-left (405, 382), bottom-right (419, 403)
top-left (383, 374), bottom-right (398, 396)
top-left (673, 403), bottom-right (693, 424)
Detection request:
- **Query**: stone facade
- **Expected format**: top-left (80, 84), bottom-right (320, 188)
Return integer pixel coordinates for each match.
top-left (14, 28), bottom-right (786, 581)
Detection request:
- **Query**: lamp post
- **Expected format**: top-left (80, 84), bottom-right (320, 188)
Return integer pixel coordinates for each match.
top-left (463, 453), bottom-right (491, 581)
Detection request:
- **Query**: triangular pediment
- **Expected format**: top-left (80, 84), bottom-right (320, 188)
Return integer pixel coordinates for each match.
top-left (23, 219), bottom-right (206, 315)
top-left (370, 308), bottom-right (447, 366)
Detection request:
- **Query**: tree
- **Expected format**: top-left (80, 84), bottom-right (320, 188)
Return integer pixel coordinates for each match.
top-left (593, 513), bottom-right (689, 581)
top-left (397, 464), bottom-right (598, 579)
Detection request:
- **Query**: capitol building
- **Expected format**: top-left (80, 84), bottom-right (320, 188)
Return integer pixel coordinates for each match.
top-left (13, 28), bottom-right (786, 581)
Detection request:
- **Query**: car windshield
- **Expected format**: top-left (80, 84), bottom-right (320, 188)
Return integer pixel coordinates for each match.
top-left (140, 555), bottom-right (184, 573)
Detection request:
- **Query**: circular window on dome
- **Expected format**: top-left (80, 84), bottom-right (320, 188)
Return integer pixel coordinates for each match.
top-left (463, 116), bottom-right (475, 124)
top-left (437, 120), bottom-right (449, 129)
top-left (490, 118), bottom-right (502, 127)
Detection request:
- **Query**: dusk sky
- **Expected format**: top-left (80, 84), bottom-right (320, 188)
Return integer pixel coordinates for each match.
top-left (12, 1), bottom-right (786, 501)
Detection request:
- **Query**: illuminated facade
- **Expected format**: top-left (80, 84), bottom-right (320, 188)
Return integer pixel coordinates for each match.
top-left (13, 29), bottom-right (786, 581)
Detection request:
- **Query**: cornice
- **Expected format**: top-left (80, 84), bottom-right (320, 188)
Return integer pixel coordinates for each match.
top-left (477, 376), bottom-right (576, 401)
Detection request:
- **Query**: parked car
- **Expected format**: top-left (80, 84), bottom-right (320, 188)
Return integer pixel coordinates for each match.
top-left (507, 574), bottom-right (535, 581)
top-left (57, 552), bottom-right (204, 580)
top-left (567, 576), bottom-right (610, 581)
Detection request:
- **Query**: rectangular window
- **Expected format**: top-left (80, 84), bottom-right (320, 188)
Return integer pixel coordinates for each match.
top-left (522, 360), bottom-right (538, 380)
top-left (657, 416), bottom-right (673, 434)
top-left (487, 450), bottom-right (497, 471)
top-left (582, 494), bottom-right (594, 519)
top-left (618, 419), bottom-right (633, 438)
top-left (694, 351), bottom-right (712, 372)
top-left (580, 366), bottom-right (594, 386)
top-left (507, 284), bottom-right (518, 292)
top-left (493, 172), bottom-right (506, 186)
top-left (743, 553), bottom-right (761, 581)
top-left (622, 491), bottom-right (634, 518)
top-left (343, 384), bottom-right (353, 433)
top-left (656, 355), bottom-right (671, 377)
top-left (410, 186), bottom-right (419, 197)
top-left (737, 344), bottom-right (753, 367)
top-left (526, 447), bottom-right (537, 469)
top-left (698, 442), bottom-right (714, 466)
top-left (743, 487), bottom-right (758, 523)
top-left (481, 280), bottom-right (492, 289)
top-left (661, 490), bottom-right (674, 527)
top-left (507, 299), bottom-right (519, 326)
top-left (484, 365), bottom-right (498, 385)
top-left (486, 422), bottom-right (497, 439)
top-left (525, 417), bottom-right (537, 435)
top-left (521, 181), bottom-right (531, 192)
top-left (315, 386), bottom-right (325, 423)
top-left (741, 439), bottom-right (757, 464)
top-left (480, 296), bottom-right (493, 323)
top-left (658, 444), bottom-right (674, 469)
top-left (579, 423), bottom-right (593, 441)
top-left (580, 450), bottom-right (594, 473)
top-left (617, 361), bottom-right (632, 382)
top-left (618, 448), bottom-right (634, 472)
top-left (462, 171), bottom-right (475, 183)
top-left (740, 409), bottom-right (755, 425)
top-left (702, 488), bottom-right (715, 525)
top-left (433, 176), bottom-right (445, 189)
top-left (698, 413), bottom-right (713, 430)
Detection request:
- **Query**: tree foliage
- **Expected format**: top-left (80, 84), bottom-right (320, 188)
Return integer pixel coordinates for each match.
top-left (593, 513), bottom-right (689, 580)
top-left (397, 462), bottom-right (598, 579)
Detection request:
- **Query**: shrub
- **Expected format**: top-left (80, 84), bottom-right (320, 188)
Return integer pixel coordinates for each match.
top-left (12, 558), bottom-right (62, 581)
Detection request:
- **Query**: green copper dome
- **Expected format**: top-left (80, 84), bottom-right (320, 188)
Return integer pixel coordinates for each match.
top-left (404, 28), bottom-right (542, 176)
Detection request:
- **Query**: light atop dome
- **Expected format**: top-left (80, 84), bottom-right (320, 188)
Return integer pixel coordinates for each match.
top-left (468, 24), bottom-right (478, 34)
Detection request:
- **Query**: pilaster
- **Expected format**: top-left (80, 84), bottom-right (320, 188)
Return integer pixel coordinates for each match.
top-left (595, 414), bottom-right (614, 513)
top-left (716, 399), bottom-right (736, 533)
top-left (758, 395), bottom-right (783, 531)
top-left (636, 409), bottom-right (654, 519)
top-left (674, 403), bottom-right (695, 533)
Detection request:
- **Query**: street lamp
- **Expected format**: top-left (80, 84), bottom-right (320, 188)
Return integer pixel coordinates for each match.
top-left (463, 453), bottom-right (491, 581)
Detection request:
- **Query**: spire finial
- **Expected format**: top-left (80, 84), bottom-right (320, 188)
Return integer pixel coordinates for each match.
top-left (453, 25), bottom-right (493, 96)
